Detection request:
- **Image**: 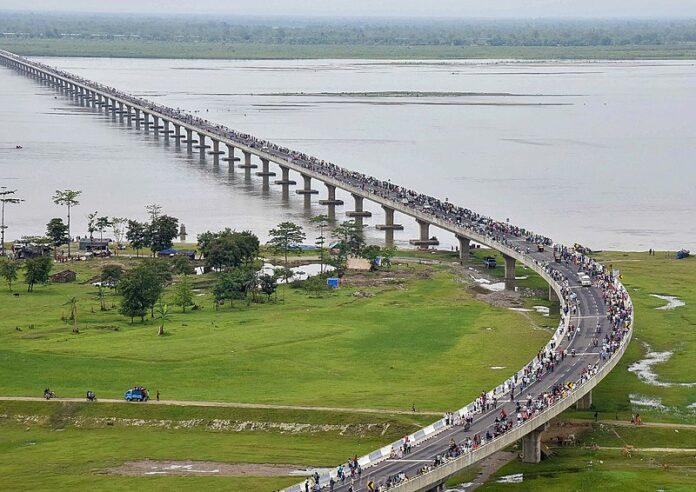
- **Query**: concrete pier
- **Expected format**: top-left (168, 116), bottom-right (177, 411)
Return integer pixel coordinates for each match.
top-left (153, 115), bottom-right (160, 135)
top-left (575, 390), bottom-right (593, 410)
top-left (457, 235), bottom-right (471, 264)
top-left (256, 158), bottom-right (276, 187)
top-left (196, 132), bottom-right (210, 157)
top-left (521, 423), bottom-right (548, 464)
top-left (134, 108), bottom-right (141, 129)
top-left (208, 139), bottom-right (225, 164)
top-left (346, 194), bottom-right (372, 226)
top-left (548, 286), bottom-right (560, 315)
top-left (375, 205), bottom-right (404, 245)
top-left (222, 144), bottom-right (239, 170)
top-left (503, 254), bottom-right (516, 291)
top-left (274, 165), bottom-right (296, 197)
top-left (410, 219), bottom-right (439, 249)
top-left (318, 184), bottom-right (344, 220)
top-left (295, 174), bottom-right (318, 195)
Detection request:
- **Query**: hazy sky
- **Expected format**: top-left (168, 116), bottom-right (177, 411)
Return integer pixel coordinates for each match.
top-left (2, 0), bottom-right (696, 18)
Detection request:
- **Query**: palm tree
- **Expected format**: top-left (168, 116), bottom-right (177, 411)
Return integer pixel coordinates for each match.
top-left (311, 215), bottom-right (330, 273)
top-left (52, 190), bottom-right (81, 258)
top-left (155, 301), bottom-right (170, 336)
top-left (64, 296), bottom-right (79, 333)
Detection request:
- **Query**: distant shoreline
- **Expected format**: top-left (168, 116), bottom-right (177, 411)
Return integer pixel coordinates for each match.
top-left (3, 39), bottom-right (696, 60)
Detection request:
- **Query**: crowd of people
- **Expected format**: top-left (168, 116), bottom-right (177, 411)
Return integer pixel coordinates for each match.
top-left (2, 51), bottom-right (634, 492)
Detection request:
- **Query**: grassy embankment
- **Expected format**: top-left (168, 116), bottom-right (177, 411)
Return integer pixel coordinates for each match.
top-left (2, 38), bottom-right (696, 60)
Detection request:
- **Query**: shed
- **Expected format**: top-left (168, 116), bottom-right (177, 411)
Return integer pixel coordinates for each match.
top-left (50, 270), bottom-right (77, 283)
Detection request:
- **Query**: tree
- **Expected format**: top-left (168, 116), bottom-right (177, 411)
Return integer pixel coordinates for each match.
top-left (111, 217), bottom-right (127, 253)
top-left (198, 229), bottom-right (259, 272)
top-left (332, 220), bottom-right (366, 258)
top-left (311, 215), bottom-right (330, 273)
top-left (0, 187), bottom-right (23, 257)
top-left (145, 203), bottom-right (162, 222)
top-left (268, 222), bottom-right (305, 272)
top-left (213, 268), bottom-right (250, 307)
top-left (146, 214), bottom-right (179, 255)
top-left (171, 255), bottom-right (195, 276)
top-left (52, 189), bottom-right (81, 258)
top-left (46, 218), bottom-right (69, 257)
top-left (96, 216), bottom-right (112, 241)
top-left (118, 262), bottom-right (167, 322)
top-left (259, 273), bottom-right (277, 301)
top-left (100, 263), bottom-right (124, 287)
top-left (173, 275), bottom-right (194, 312)
top-left (24, 256), bottom-right (52, 292)
top-left (126, 220), bottom-right (147, 257)
top-left (0, 258), bottom-right (19, 292)
top-left (86, 211), bottom-right (98, 241)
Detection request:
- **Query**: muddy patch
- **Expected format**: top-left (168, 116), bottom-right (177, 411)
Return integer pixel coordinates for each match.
top-left (107, 460), bottom-right (316, 477)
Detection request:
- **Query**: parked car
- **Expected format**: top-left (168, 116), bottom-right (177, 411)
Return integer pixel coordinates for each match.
top-left (124, 387), bottom-right (149, 402)
top-left (483, 256), bottom-right (497, 268)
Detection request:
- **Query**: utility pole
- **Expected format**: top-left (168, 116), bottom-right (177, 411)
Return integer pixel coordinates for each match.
top-left (0, 187), bottom-right (23, 256)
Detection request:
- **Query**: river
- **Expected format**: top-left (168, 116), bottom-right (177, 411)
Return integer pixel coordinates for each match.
top-left (1, 58), bottom-right (694, 251)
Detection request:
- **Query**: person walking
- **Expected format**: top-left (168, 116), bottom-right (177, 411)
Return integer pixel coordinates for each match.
top-left (156, 390), bottom-right (160, 402)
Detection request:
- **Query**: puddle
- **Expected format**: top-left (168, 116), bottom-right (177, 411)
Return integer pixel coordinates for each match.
top-left (109, 460), bottom-right (318, 477)
top-left (628, 343), bottom-right (696, 388)
top-left (497, 473), bottom-right (523, 484)
top-left (629, 394), bottom-right (667, 410)
top-left (650, 294), bottom-right (685, 310)
top-left (195, 263), bottom-right (333, 282)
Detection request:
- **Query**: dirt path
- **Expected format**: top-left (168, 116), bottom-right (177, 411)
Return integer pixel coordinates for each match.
top-left (595, 446), bottom-right (696, 453)
top-left (570, 418), bottom-right (696, 430)
top-left (0, 396), bottom-right (442, 416)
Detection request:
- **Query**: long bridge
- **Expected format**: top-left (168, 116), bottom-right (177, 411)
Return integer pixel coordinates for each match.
top-left (0, 50), bottom-right (633, 492)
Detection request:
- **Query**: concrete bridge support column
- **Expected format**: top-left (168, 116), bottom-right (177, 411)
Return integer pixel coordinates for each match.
top-left (117, 102), bottom-right (124, 121)
top-left (134, 108), bottom-right (141, 129)
top-left (256, 158), bottom-right (276, 188)
top-left (223, 144), bottom-right (238, 170)
top-left (548, 286), bottom-right (560, 315)
top-left (184, 128), bottom-right (196, 152)
top-left (274, 165), bottom-right (296, 197)
top-left (125, 105), bottom-right (132, 125)
top-left (522, 423), bottom-right (549, 464)
top-left (457, 235), bottom-right (471, 264)
top-left (143, 112), bottom-right (151, 133)
top-left (173, 124), bottom-right (182, 146)
top-left (376, 205), bottom-right (403, 246)
top-left (296, 174), bottom-right (318, 207)
top-left (346, 193), bottom-right (372, 226)
top-left (576, 390), bottom-right (593, 410)
top-left (318, 184), bottom-right (344, 221)
top-left (162, 120), bottom-right (170, 141)
top-left (410, 219), bottom-right (439, 249)
top-left (503, 254), bottom-right (516, 291)
top-left (238, 151), bottom-right (257, 178)
top-left (209, 139), bottom-right (221, 165)
top-left (197, 133), bottom-right (208, 158)
top-left (152, 115), bottom-right (160, 135)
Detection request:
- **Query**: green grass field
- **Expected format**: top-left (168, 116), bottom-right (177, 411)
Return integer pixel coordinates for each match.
top-left (3, 38), bottom-right (696, 60)
top-left (0, 257), bottom-right (552, 411)
top-left (482, 423), bottom-right (696, 491)
top-left (571, 252), bottom-right (696, 424)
